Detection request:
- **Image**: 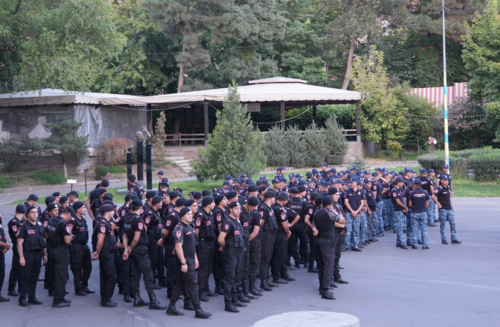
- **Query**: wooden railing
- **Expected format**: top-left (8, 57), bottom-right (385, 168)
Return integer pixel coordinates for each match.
top-left (166, 133), bottom-right (206, 146)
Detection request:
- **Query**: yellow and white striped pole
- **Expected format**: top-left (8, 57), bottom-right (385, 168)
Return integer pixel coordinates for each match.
top-left (442, 0), bottom-right (450, 166)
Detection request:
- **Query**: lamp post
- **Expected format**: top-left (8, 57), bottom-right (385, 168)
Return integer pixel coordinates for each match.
top-left (442, 0), bottom-right (450, 166)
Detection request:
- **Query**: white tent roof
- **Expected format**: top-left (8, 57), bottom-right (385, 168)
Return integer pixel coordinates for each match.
top-left (0, 89), bottom-right (143, 107)
top-left (99, 77), bottom-right (361, 105)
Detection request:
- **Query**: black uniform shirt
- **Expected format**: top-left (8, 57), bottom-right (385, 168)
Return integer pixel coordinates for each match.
top-left (163, 210), bottom-right (180, 249)
top-left (271, 204), bottom-right (287, 233)
top-left (345, 188), bottom-right (364, 211)
top-left (71, 215), bottom-right (89, 244)
top-left (173, 222), bottom-right (197, 259)
top-left (195, 209), bottom-right (216, 239)
top-left (314, 208), bottom-right (335, 240)
top-left (8, 217), bottom-right (23, 249)
top-left (221, 217), bottom-right (244, 249)
top-left (391, 187), bottom-right (405, 212)
top-left (409, 188), bottom-right (429, 213)
top-left (363, 188), bottom-right (377, 211)
top-left (18, 220), bottom-right (46, 251)
top-left (435, 186), bottom-right (452, 210)
top-left (0, 217), bottom-right (6, 249)
top-left (123, 213), bottom-right (148, 246)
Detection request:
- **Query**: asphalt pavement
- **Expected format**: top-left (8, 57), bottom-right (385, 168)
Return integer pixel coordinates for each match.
top-left (0, 197), bottom-right (498, 327)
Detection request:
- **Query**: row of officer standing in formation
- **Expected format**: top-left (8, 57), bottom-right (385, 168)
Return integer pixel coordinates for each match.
top-left (0, 163), bottom-right (459, 318)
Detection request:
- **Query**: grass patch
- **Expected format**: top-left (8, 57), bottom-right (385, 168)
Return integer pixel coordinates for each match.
top-left (28, 171), bottom-right (66, 185)
top-left (108, 165), bottom-right (127, 174)
top-left (0, 176), bottom-right (18, 188)
top-left (452, 179), bottom-right (500, 197)
top-left (369, 150), bottom-right (422, 162)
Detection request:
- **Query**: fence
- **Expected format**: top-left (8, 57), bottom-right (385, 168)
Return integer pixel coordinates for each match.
top-left (410, 82), bottom-right (467, 108)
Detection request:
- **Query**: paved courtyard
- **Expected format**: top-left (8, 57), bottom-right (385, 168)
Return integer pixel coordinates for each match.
top-left (0, 197), bottom-right (498, 327)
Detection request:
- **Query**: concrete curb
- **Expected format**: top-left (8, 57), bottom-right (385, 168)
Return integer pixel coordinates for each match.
top-left (251, 311), bottom-right (359, 327)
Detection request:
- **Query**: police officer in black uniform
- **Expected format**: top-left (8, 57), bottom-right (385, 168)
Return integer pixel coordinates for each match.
top-left (46, 207), bottom-right (73, 307)
top-left (92, 204), bottom-right (118, 307)
top-left (287, 188), bottom-right (309, 268)
top-left (7, 205), bottom-right (27, 297)
top-left (212, 194), bottom-right (228, 295)
top-left (142, 193), bottom-right (163, 289)
top-left (313, 195), bottom-right (344, 300)
top-left (159, 197), bottom-right (185, 299)
top-left (194, 196), bottom-right (218, 301)
top-left (85, 179), bottom-right (109, 220)
top-left (44, 203), bottom-right (60, 295)
top-left (70, 201), bottom-right (94, 296)
top-left (219, 201), bottom-right (246, 313)
top-left (166, 207), bottom-right (212, 319)
top-left (127, 174), bottom-right (144, 199)
top-left (258, 190), bottom-right (278, 291)
top-left (304, 192), bottom-right (320, 273)
top-left (0, 210), bottom-right (11, 302)
top-left (17, 206), bottom-right (47, 307)
top-left (331, 189), bottom-right (349, 286)
top-left (23, 194), bottom-right (42, 219)
top-left (271, 192), bottom-right (293, 285)
top-left (122, 198), bottom-right (167, 310)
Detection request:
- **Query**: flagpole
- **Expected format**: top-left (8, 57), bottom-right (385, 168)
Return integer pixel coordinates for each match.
top-left (442, 0), bottom-right (450, 166)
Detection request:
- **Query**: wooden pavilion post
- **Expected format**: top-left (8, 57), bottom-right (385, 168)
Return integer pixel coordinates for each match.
top-left (280, 101), bottom-right (285, 130)
top-left (204, 102), bottom-right (209, 146)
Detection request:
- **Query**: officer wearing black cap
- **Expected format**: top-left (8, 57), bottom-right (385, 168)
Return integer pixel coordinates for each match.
top-left (93, 204), bottom-right (118, 307)
top-left (17, 206), bottom-right (47, 307)
top-left (271, 192), bottom-right (293, 285)
top-left (122, 199), bottom-right (167, 310)
top-left (287, 188), bottom-right (308, 269)
top-left (240, 196), bottom-right (262, 299)
top-left (46, 206), bottom-right (73, 307)
top-left (212, 194), bottom-right (228, 295)
top-left (128, 174), bottom-right (144, 200)
top-left (313, 195), bottom-right (345, 300)
top-left (70, 201), bottom-right (94, 296)
top-left (166, 207), bottom-right (212, 319)
top-left (44, 202), bottom-right (60, 294)
top-left (330, 188), bottom-right (349, 286)
top-left (67, 191), bottom-right (79, 205)
top-left (159, 197), bottom-right (184, 299)
top-left (24, 194), bottom-right (41, 219)
top-left (85, 179), bottom-right (110, 220)
top-left (90, 188), bottom-right (107, 220)
top-left (195, 196), bottom-right (218, 301)
top-left (7, 205), bottom-right (27, 297)
top-left (219, 201), bottom-right (246, 313)
top-left (258, 190), bottom-right (278, 291)
top-left (391, 177), bottom-right (409, 249)
top-left (142, 193), bottom-right (163, 289)
top-left (40, 196), bottom-right (56, 230)
top-left (0, 209), bottom-right (11, 302)
top-left (304, 192), bottom-right (320, 273)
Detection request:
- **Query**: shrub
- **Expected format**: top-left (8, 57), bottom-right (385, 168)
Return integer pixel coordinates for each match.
top-left (264, 125), bottom-right (289, 167)
top-left (0, 142), bottom-right (27, 173)
top-left (324, 116), bottom-right (348, 165)
top-left (108, 165), bottom-right (127, 174)
top-left (28, 171), bottom-right (65, 185)
top-left (97, 138), bottom-right (134, 165)
top-left (95, 165), bottom-right (109, 180)
top-left (302, 122), bottom-right (327, 167)
top-left (285, 124), bottom-right (307, 168)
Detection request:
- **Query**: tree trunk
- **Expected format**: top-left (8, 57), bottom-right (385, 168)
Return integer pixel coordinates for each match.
top-left (174, 27), bottom-right (189, 145)
top-left (342, 39), bottom-right (355, 90)
top-left (63, 162), bottom-right (67, 179)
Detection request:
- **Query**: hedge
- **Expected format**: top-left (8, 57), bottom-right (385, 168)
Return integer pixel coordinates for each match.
top-left (417, 147), bottom-right (500, 181)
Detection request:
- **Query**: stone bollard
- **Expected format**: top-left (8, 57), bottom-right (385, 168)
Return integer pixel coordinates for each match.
top-left (251, 311), bottom-right (359, 327)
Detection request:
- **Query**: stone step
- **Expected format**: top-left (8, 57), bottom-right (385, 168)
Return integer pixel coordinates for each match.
top-left (177, 163), bottom-right (191, 168)
top-left (174, 159), bottom-right (191, 165)
top-left (166, 157), bottom-right (184, 161)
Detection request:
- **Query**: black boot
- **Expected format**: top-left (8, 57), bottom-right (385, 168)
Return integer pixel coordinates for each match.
top-left (249, 282), bottom-right (263, 296)
top-left (183, 299), bottom-right (195, 311)
top-left (195, 305), bottom-right (212, 318)
top-left (123, 294), bottom-right (132, 303)
top-left (166, 301), bottom-right (184, 316)
top-left (237, 291), bottom-right (251, 303)
top-left (215, 281), bottom-right (224, 295)
top-left (260, 280), bottom-right (272, 292)
top-left (199, 292), bottom-right (209, 302)
top-left (225, 303), bottom-right (239, 313)
top-left (133, 292), bottom-right (149, 307)
top-left (149, 294), bottom-right (167, 310)
top-left (321, 290), bottom-right (336, 300)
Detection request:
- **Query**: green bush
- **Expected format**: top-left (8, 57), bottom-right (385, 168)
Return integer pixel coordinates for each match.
top-left (28, 171), bottom-right (65, 185)
top-left (417, 147), bottom-right (500, 181)
top-left (285, 124), bottom-right (307, 168)
top-left (302, 122), bottom-right (327, 167)
top-left (95, 165), bottom-right (109, 179)
top-left (0, 142), bottom-right (27, 173)
top-left (108, 165), bottom-right (127, 174)
top-left (264, 125), bottom-right (289, 167)
top-left (324, 116), bottom-right (348, 165)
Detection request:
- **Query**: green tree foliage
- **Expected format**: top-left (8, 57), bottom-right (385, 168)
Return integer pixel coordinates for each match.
top-left (264, 125), bottom-right (289, 166)
top-left (462, 0), bottom-right (500, 141)
top-left (45, 119), bottom-right (89, 177)
top-left (193, 83), bottom-right (266, 181)
top-left (324, 116), bottom-right (348, 165)
top-left (284, 124), bottom-right (307, 167)
top-left (350, 46), bottom-right (409, 151)
top-left (93, 0), bottom-right (178, 95)
top-left (217, 0), bottom-right (285, 85)
top-left (393, 86), bottom-right (436, 155)
top-left (302, 122), bottom-right (327, 166)
top-left (0, 0), bottom-right (125, 92)
top-left (153, 111), bottom-right (168, 165)
top-left (143, 0), bottom-right (232, 92)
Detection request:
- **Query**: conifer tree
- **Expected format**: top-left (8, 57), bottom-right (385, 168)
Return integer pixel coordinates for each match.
top-left (264, 125), bottom-right (289, 167)
top-left (324, 116), bottom-right (348, 165)
top-left (153, 111), bottom-right (168, 166)
top-left (302, 122), bottom-right (327, 167)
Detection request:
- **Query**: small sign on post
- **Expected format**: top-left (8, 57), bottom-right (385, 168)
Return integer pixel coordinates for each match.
top-left (67, 179), bottom-right (77, 191)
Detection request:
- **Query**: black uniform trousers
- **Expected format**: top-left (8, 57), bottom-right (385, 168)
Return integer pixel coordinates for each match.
top-left (114, 248), bottom-right (130, 295)
top-left (8, 247), bottom-right (20, 292)
top-left (333, 229), bottom-right (343, 281)
top-left (164, 245), bottom-right (178, 297)
top-left (171, 258), bottom-right (199, 307)
top-left (271, 232), bottom-right (287, 280)
top-left (316, 238), bottom-right (336, 291)
top-left (259, 231), bottom-right (276, 282)
top-left (290, 223), bottom-right (309, 266)
top-left (248, 238), bottom-right (261, 286)
top-left (70, 242), bottom-right (92, 292)
top-left (157, 245), bottom-right (166, 285)
top-left (0, 252), bottom-right (5, 292)
top-left (130, 245), bottom-right (155, 297)
top-left (99, 249), bottom-right (117, 302)
top-left (147, 233), bottom-right (158, 279)
top-left (222, 247), bottom-right (243, 305)
top-left (213, 238), bottom-right (224, 287)
top-left (307, 229), bottom-right (317, 268)
top-left (45, 245), bottom-right (54, 291)
top-left (236, 242), bottom-right (250, 291)
top-left (51, 246), bottom-right (69, 304)
top-left (196, 239), bottom-right (214, 293)
top-left (19, 250), bottom-right (42, 301)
